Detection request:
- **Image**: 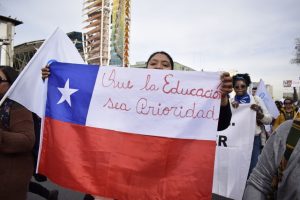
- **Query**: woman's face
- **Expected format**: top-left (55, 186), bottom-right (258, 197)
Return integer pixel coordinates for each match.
top-left (284, 100), bottom-right (293, 110)
top-left (147, 53), bottom-right (172, 70)
top-left (234, 80), bottom-right (247, 96)
top-left (0, 70), bottom-right (10, 95)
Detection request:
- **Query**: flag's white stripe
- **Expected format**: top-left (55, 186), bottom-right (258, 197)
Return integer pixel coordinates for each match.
top-left (86, 66), bottom-right (221, 140)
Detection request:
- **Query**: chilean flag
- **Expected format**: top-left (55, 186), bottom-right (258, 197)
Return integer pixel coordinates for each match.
top-left (38, 62), bottom-right (221, 200)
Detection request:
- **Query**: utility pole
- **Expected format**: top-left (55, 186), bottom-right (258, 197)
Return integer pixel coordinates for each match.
top-left (0, 38), bottom-right (11, 66)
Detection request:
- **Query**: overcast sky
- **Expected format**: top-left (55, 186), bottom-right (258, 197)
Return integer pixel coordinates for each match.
top-left (1, 0), bottom-right (300, 99)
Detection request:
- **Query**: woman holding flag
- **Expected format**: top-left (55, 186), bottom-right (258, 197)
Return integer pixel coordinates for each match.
top-left (41, 51), bottom-right (233, 200)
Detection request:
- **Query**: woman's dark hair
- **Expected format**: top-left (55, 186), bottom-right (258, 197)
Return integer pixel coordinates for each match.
top-left (0, 65), bottom-right (19, 84)
top-left (232, 73), bottom-right (251, 87)
top-left (283, 97), bottom-right (293, 104)
top-left (146, 51), bottom-right (174, 69)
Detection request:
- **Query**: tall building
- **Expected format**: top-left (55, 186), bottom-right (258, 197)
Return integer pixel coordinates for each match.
top-left (0, 15), bottom-right (22, 66)
top-left (110, 0), bottom-right (130, 66)
top-left (82, 0), bottom-right (130, 66)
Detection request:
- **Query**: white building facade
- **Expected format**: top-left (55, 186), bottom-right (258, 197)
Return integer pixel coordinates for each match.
top-left (0, 15), bottom-right (22, 66)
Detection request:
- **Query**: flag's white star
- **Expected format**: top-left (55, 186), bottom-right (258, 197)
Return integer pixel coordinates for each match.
top-left (57, 79), bottom-right (78, 106)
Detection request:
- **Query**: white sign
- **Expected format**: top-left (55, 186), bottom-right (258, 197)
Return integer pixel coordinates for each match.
top-left (291, 80), bottom-right (300, 87)
top-left (213, 104), bottom-right (256, 200)
top-left (283, 80), bottom-right (292, 87)
top-left (86, 67), bottom-right (222, 140)
top-left (283, 80), bottom-right (300, 88)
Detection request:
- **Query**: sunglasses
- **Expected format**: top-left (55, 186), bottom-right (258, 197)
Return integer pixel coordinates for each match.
top-left (234, 84), bottom-right (246, 89)
top-left (0, 77), bottom-right (8, 83)
top-left (284, 102), bottom-right (292, 105)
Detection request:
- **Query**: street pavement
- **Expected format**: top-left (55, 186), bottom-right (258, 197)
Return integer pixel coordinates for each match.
top-left (27, 179), bottom-right (232, 200)
top-left (27, 178), bottom-right (85, 200)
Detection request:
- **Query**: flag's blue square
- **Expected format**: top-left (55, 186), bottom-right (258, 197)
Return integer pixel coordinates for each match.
top-left (46, 62), bottom-right (99, 125)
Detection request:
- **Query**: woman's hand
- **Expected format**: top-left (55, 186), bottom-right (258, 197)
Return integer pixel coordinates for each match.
top-left (251, 104), bottom-right (264, 120)
top-left (220, 72), bottom-right (233, 106)
top-left (41, 65), bottom-right (50, 80)
top-left (231, 101), bottom-right (239, 109)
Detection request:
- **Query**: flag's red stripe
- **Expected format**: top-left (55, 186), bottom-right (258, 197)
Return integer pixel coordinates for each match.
top-left (39, 117), bottom-right (216, 200)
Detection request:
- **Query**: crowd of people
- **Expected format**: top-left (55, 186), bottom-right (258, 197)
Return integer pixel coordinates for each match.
top-left (0, 51), bottom-right (299, 199)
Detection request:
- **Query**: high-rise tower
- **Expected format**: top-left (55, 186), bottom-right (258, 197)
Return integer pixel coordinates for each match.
top-left (82, 0), bottom-right (130, 66)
